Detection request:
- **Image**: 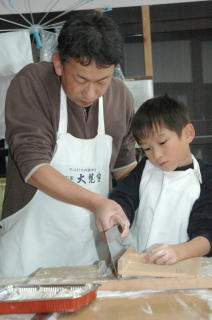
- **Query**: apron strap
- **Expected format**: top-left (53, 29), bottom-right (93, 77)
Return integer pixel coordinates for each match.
top-left (97, 96), bottom-right (105, 135)
top-left (57, 86), bottom-right (68, 138)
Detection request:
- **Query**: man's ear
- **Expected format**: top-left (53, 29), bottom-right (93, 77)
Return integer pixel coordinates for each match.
top-left (184, 123), bottom-right (195, 143)
top-left (52, 53), bottom-right (63, 76)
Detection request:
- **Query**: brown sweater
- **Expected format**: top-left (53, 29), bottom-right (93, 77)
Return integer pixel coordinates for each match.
top-left (3, 62), bottom-right (136, 219)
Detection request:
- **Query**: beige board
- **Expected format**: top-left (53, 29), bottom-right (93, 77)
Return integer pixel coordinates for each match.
top-left (28, 255), bottom-right (212, 292)
top-left (117, 245), bottom-right (202, 278)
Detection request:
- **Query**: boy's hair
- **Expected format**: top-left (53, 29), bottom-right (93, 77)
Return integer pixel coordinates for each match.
top-left (57, 12), bottom-right (123, 68)
top-left (132, 95), bottom-right (191, 143)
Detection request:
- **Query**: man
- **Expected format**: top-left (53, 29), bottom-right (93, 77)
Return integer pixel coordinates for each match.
top-left (1, 12), bottom-right (136, 278)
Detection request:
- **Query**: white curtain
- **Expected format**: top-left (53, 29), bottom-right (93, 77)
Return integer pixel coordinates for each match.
top-left (0, 30), bottom-right (33, 139)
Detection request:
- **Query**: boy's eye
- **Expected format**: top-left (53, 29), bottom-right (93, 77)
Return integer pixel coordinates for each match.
top-left (160, 140), bottom-right (167, 145)
top-left (143, 147), bottom-right (150, 152)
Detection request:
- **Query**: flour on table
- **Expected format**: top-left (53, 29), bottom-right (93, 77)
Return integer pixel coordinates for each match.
top-left (201, 257), bottom-right (212, 277)
top-left (182, 289), bottom-right (212, 311)
top-left (97, 290), bottom-right (163, 299)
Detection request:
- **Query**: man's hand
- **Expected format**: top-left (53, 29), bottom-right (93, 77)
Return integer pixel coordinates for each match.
top-left (142, 243), bottom-right (182, 265)
top-left (92, 197), bottom-right (130, 241)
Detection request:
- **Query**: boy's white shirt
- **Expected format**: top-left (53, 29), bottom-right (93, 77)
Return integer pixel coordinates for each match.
top-left (123, 154), bottom-right (202, 253)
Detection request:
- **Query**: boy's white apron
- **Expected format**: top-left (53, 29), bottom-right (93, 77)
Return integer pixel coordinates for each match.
top-left (0, 87), bottom-right (112, 278)
top-left (124, 155), bottom-right (202, 253)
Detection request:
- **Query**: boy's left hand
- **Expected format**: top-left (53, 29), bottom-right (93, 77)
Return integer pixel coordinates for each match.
top-left (142, 243), bottom-right (181, 265)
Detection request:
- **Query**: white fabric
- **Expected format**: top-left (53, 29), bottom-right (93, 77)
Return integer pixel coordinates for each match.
top-left (0, 86), bottom-right (113, 278)
top-left (0, 30), bottom-right (33, 76)
top-left (0, 30), bottom-right (33, 139)
top-left (0, 74), bottom-right (15, 139)
top-left (124, 155), bottom-right (201, 253)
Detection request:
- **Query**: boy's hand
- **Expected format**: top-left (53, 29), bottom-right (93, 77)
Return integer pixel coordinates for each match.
top-left (142, 243), bottom-right (182, 265)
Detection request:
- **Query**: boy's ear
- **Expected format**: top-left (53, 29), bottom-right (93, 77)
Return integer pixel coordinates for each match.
top-left (184, 124), bottom-right (195, 143)
top-left (52, 53), bottom-right (63, 76)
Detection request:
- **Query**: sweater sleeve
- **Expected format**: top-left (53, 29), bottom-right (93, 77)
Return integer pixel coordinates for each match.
top-left (188, 159), bottom-right (212, 257)
top-left (5, 63), bottom-right (59, 181)
top-left (109, 158), bottom-right (146, 226)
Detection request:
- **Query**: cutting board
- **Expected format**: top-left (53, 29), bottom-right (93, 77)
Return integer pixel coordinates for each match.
top-left (28, 254), bottom-right (212, 292)
top-left (117, 245), bottom-right (202, 278)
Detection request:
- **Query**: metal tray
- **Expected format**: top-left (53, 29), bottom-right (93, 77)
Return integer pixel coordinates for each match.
top-left (0, 284), bottom-right (101, 314)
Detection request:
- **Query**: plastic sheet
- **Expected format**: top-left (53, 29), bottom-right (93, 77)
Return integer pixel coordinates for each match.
top-left (40, 29), bottom-right (61, 62)
top-left (113, 64), bottom-right (126, 83)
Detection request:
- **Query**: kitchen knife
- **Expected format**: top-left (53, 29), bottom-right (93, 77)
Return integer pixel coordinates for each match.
top-left (105, 224), bottom-right (126, 280)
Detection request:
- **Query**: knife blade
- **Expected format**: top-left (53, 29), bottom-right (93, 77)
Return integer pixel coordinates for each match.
top-left (105, 224), bottom-right (126, 280)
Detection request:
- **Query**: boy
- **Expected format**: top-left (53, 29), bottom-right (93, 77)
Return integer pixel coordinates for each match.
top-left (109, 95), bottom-right (212, 265)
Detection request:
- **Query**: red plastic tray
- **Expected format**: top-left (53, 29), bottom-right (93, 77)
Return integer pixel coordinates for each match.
top-left (0, 284), bottom-right (100, 314)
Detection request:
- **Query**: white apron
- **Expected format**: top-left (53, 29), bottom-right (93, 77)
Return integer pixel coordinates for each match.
top-left (0, 87), bottom-right (112, 278)
top-left (124, 155), bottom-right (202, 253)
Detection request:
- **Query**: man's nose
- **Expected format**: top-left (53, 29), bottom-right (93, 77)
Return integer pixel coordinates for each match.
top-left (83, 82), bottom-right (95, 100)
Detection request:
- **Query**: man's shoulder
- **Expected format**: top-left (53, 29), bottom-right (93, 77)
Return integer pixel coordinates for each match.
top-left (11, 61), bottom-right (59, 94)
top-left (108, 77), bottom-right (131, 95)
top-left (110, 76), bottom-right (125, 86)
top-left (105, 76), bottom-right (133, 106)
top-left (15, 61), bottom-right (55, 81)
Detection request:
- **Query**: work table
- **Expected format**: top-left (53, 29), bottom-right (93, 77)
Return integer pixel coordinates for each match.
top-left (0, 258), bottom-right (212, 319)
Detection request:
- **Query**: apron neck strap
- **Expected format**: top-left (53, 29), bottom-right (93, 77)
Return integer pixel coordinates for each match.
top-left (97, 96), bottom-right (105, 135)
top-left (57, 86), bottom-right (68, 137)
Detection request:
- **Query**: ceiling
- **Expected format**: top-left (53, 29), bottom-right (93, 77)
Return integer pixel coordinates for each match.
top-left (0, 0), bottom-right (208, 15)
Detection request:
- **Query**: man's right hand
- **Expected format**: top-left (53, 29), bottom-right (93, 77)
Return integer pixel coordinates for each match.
top-left (91, 197), bottom-right (130, 241)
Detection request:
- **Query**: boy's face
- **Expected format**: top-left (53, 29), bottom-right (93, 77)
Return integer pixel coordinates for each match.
top-left (139, 125), bottom-right (195, 172)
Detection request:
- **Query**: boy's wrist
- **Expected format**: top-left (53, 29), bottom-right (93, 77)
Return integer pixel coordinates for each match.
top-left (175, 237), bottom-right (211, 261)
top-left (174, 243), bottom-right (188, 261)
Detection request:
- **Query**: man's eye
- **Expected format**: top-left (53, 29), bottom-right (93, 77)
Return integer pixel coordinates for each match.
top-left (144, 148), bottom-right (150, 151)
top-left (77, 81), bottom-right (85, 84)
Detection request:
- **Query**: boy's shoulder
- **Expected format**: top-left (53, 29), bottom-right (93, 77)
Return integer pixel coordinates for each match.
top-left (126, 157), bottom-right (147, 179)
top-left (197, 158), bottom-right (212, 184)
top-left (137, 157), bottom-right (148, 169)
top-left (197, 158), bottom-right (212, 170)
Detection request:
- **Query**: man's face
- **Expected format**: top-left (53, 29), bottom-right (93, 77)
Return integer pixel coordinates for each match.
top-left (53, 54), bottom-right (115, 107)
top-left (139, 126), bottom-right (193, 172)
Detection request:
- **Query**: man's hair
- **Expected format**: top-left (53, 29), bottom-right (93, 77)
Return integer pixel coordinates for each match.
top-left (57, 12), bottom-right (123, 67)
top-left (132, 95), bottom-right (191, 143)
